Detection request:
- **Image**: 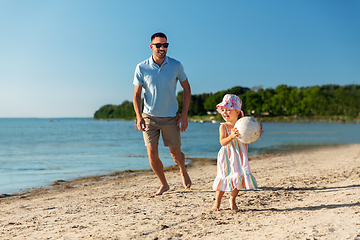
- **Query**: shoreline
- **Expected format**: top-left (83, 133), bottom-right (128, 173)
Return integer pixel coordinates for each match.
top-left (0, 145), bottom-right (323, 199)
top-left (1, 144), bottom-right (360, 239)
top-left (0, 144), bottom-right (352, 199)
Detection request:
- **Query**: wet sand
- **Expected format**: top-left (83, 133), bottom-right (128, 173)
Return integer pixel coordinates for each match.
top-left (1, 144), bottom-right (360, 239)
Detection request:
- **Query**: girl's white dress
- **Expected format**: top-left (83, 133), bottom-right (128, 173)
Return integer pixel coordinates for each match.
top-left (213, 124), bottom-right (258, 191)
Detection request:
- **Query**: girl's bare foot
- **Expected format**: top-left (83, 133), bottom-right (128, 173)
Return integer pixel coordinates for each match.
top-left (212, 202), bottom-right (221, 211)
top-left (229, 198), bottom-right (238, 210)
top-left (154, 185), bottom-right (170, 196)
top-left (212, 191), bottom-right (224, 211)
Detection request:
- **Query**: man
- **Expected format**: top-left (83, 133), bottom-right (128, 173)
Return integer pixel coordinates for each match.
top-left (133, 32), bottom-right (192, 196)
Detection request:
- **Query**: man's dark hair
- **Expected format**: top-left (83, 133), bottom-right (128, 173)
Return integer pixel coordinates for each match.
top-left (151, 32), bottom-right (167, 41)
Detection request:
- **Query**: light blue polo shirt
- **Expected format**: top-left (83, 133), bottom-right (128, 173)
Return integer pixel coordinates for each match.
top-left (133, 56), bottom-right (187, 117)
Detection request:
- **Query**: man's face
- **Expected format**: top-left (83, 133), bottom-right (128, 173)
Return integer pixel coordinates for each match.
top-left (150, 37), bottom-right (168, 59)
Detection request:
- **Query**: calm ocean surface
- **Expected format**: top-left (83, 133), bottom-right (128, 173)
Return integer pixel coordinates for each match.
top-left (1, 118), bottom-right (359, 195)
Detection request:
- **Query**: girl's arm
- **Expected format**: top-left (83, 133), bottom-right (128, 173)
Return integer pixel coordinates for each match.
top-left (219, 124), bottom-right (239, 146)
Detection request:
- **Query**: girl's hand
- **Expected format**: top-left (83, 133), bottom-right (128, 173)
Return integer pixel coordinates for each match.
top-left (230, 127), bottom-right (241, 139)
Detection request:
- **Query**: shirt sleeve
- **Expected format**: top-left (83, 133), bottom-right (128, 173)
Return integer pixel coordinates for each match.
top-left (177, 63), bottom-right (187, 82)
top-left (133, 64), bottom-right (143, 86)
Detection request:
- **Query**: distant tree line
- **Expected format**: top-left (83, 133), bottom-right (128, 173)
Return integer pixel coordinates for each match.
top-left (94, 84), bottom-right (360, 120)
top-left (94, 101), bottom-right (135, 120)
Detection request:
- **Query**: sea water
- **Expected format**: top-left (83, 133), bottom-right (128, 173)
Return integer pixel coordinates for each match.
top-left (1, 118), bottom-right (359, 195)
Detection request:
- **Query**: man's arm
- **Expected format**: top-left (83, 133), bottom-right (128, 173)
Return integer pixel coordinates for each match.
top-left (178, 79), bottom-right (191, 132)
top-left (133, 85), bottom-right (146, 131)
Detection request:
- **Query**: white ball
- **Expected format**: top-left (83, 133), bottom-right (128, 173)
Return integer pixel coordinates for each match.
top-left (234, 117), bottom-right (261, 144)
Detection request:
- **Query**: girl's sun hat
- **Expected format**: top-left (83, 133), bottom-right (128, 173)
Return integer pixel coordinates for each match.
top-left (216, 94), bottom-right (242, 112)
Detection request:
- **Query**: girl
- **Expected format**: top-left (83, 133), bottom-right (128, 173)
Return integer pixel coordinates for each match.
top-left (212, 94), bottom-right (258, 211)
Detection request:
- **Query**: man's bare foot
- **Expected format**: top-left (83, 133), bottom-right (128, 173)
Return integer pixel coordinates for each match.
top-left (181, 170), bottom-right (191, 189)
top-left (229, 198), bottom-right (238, 210)
top-left (154, 185), bottom-right (170, 196)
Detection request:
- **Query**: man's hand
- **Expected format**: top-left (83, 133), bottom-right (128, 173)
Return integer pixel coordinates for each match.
top-left (177, 114), bottom-right (188, 132)
top-left (136, 117), bottom-right (146, 131)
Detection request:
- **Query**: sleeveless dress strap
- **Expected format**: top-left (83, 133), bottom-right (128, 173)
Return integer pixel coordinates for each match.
top-left (222, 123), bottom-right (230, 136)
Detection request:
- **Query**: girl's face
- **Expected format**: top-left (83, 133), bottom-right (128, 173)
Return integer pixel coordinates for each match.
top-left (218, 107), bottom-right (240, 122)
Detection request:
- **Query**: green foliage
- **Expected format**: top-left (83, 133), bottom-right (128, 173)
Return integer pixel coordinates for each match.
top-left (94, 101), bottom-right (135, 120)
top-left (203, 86), bottom-right (250, 111)
top-left (94, 84), bottom-right (360, 120)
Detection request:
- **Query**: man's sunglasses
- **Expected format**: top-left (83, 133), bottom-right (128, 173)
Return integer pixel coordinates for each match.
top-left (152, 43), bottom-right (169, 48)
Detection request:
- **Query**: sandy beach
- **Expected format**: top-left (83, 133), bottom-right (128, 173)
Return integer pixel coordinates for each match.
top-left (1, 144), bottom-right (360, 239)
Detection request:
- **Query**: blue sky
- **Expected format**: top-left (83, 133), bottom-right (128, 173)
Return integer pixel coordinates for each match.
top-left (1, 0), bottom-right (359, 118)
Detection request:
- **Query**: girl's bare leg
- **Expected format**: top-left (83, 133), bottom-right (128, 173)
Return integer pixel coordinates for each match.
top-left (229, 189), bottom-right (240, 210)
top-left (212, 191), bottom-right (225, 211)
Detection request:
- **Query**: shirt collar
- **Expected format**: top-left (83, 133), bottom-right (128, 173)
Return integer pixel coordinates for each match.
top-left (150, 55), bottom-right (169, 67)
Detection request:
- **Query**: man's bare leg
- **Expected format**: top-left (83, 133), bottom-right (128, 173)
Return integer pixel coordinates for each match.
top-left (169, 147), bottom-right (191, 189)
top-left (147, 144), bottom-right (169, 196)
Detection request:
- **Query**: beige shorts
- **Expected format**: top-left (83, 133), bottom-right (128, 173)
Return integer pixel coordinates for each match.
top-left (142, 113), bottom-right (181, 147)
